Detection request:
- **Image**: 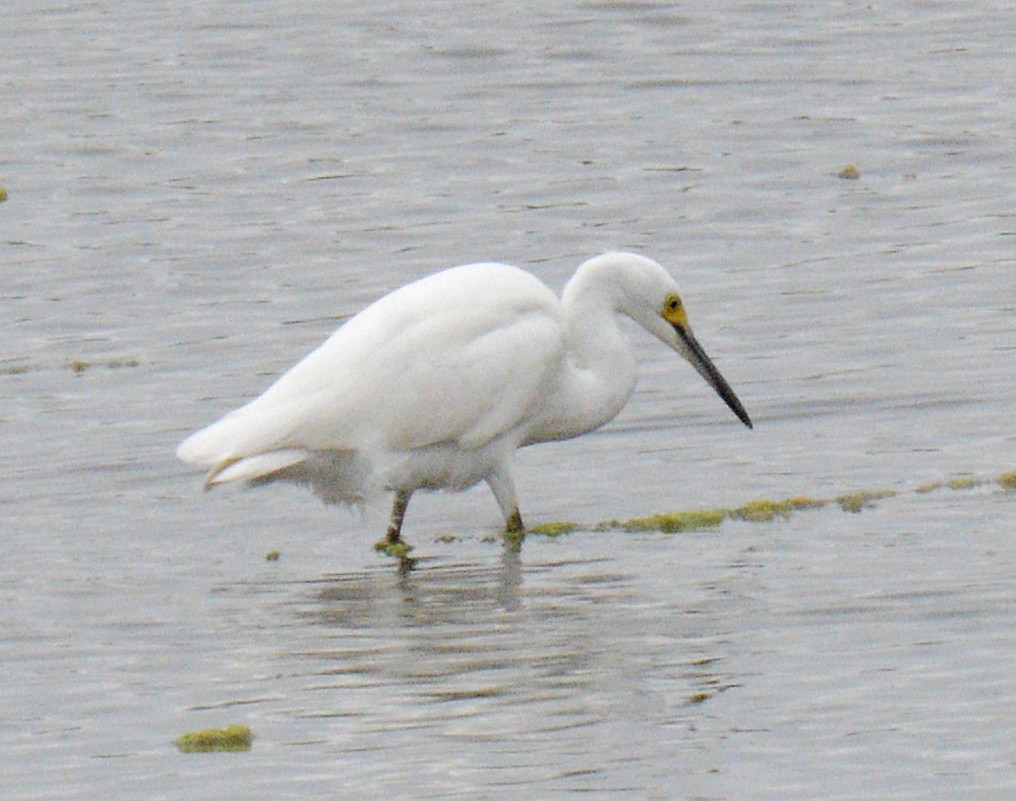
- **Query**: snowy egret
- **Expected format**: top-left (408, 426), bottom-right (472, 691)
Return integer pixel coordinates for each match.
top-left (177, 252), bottom-right (752, 548)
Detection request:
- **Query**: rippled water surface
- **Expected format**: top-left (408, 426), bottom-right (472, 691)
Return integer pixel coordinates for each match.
top-left (3, 1), bottom-right (1015, 799)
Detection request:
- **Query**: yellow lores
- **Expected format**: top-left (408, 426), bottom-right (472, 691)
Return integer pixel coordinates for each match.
top-left (662, 293), bottom-right (689, 329)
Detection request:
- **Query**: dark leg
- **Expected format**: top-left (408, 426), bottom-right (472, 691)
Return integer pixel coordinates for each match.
top-left (502, 506), bottom-right (525, 551)
top-left (505, 507), bottom-right (524, 534)
top-left (386, 489), bottom-right (412, 544)
top-left (486, 468), bottom-right (524, 540)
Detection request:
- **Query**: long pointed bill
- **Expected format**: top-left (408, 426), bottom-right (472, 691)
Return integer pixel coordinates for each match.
top-left (675, 325), bottom-right (753, 429)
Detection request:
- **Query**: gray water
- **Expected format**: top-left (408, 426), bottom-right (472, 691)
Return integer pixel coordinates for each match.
top-left (3, 1), bottom-right (1015, 798)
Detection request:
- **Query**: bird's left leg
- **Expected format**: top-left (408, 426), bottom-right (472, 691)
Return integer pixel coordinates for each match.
top-left (486, 468), bottom-right (524, 536)
top-left (386, 489), bottom-right (412, 545)
top-left (374, 489), bottom-right (416, 563)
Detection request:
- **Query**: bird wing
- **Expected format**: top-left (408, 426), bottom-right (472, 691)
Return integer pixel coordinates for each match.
top-left (177, 264), bottom-right (565, 467)
top-left (353, 299), bottom-right (565, 452)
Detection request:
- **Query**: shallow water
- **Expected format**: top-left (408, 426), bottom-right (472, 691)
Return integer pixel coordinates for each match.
top-left (2, 1), bottom-right (1015, 799)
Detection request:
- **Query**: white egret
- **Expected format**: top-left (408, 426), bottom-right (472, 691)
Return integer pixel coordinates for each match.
top-left (177, 252), bottom-right (752, 548)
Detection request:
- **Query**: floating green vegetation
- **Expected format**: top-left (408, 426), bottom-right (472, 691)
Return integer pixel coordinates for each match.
top-left (2, 358), bottom-right (141, 377)
top-left (414, 468), bottom-right (1016, 546)
top-left (264, 550), bottom-right (280, 561)
top-left (835, 490), bottom-right (897, 513)
top-left (837, 164), bottom-right (860, 180)
top-left (620, 509), bottom-right (726, 533)
top-left (70, 357), bottom-right (140, 374)
top-left (730, 496), bottom-right (826, 523)
top-left (909, 471), bottom-right (1016, 495)
top-left (174, 724), bottom-right (253, 753)
top-left (108, 357), bottom-right (139, 369)
top-left (528, 521), bottom-right (581, 537)
top-left (374, 540), bottom-right (414, 559)
top-left (0, 186), bottom-right (8, 202)
top-left (502, 526), bottom-right (527, 545)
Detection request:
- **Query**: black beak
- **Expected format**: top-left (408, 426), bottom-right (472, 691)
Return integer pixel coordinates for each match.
top-left (675, 325), bottom-right (753, 429)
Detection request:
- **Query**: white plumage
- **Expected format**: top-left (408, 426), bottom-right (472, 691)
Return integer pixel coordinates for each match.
top-left (178, 252), bottom-right (751, 547)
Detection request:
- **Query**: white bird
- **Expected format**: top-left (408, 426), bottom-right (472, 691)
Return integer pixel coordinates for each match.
top-left (177, 252), bottom-right (752, 549)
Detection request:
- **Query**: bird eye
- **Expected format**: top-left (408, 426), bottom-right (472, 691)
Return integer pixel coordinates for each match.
top-left (662, 294), bottom-right (686, 326)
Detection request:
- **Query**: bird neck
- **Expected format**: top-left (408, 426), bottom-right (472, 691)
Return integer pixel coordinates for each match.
top-left (527, 277), bottom-right (638, 444)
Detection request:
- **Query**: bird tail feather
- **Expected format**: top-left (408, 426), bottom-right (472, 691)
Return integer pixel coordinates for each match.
top-left (203, 449), bottom-right (313, 489)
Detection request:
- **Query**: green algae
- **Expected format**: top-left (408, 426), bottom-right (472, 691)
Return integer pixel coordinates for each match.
top-left (174, 725), bottom-right (253, 753)
top-left (730, 496), bottom-right (826, 523)
top-left (2, 358), bottom-right (140, 376)
top-left (502, 526), bottom-right (527, 546)
top-left (374, 540), bottom-right (414, 559)
top-left (527, 521), bottom-right (581, 537)
top-left (835, 490), bottom-right (897, 513)
top-left (406, 468), bottom-right (1016, 551)
top-left (69, 357), bottom-right (140, 374)
top-left (621, 509), bottom-right (726, 533)
top-left (914, 475), bottom-right (993, 494)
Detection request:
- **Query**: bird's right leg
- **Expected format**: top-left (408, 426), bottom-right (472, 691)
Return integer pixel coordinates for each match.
top-left (486, 468), bottom-right (524, 537)
top-left (385, 489), bottom-right (412, 545)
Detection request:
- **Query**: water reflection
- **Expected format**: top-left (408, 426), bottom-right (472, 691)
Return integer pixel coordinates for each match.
top-left (306, 542), bottom-right (524, 628)
top-left (274, 541), bottom-right (738, 745)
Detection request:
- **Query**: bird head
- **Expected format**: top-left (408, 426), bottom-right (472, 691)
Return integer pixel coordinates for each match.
top-left (590, 252), bottom-right (753, 429)
top-left (656, 288), bottom-right (752, 429)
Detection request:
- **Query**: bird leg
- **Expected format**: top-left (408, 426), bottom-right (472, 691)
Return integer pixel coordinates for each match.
top-left (485, 468), bottom-right (524, 540)
top-left (386, 489), bottom-right (412, 545)
top-left (374, 489), bottom-right (416, 566)
top-left (501, 506), bottom-right (525, 549)
top-left (505, 507), bottom-right (524, 534)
